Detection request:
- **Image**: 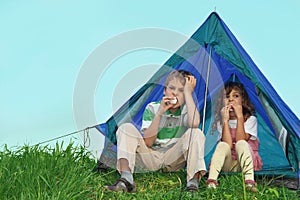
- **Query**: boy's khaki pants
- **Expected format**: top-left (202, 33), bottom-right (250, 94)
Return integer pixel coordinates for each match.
top-left (208, 140), bottom-right (255, 181)
top-left (116, 123), bottom-right (206, 181)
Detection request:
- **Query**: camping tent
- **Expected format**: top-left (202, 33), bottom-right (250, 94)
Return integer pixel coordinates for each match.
top-left (94, 12), bottom-right (300, 185)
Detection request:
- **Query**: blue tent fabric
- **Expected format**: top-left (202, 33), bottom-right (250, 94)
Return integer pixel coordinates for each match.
top-left (95, 12), bottom-right (300, 179)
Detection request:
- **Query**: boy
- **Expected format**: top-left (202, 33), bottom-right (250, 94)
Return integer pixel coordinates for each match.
top-left (104, 70), bottom-right (206, 192)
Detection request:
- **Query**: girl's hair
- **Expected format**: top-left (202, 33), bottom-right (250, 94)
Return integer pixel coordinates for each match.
top-left (212, 82), bottom-right (256, 130)
top-left (164, 70), bottom-right (192, 88)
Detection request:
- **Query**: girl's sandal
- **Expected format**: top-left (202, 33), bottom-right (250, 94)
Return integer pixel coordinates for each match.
top-left (245, 180), bottom-right (258, 193)
top-left (207, 179), bottom-right (218, 189)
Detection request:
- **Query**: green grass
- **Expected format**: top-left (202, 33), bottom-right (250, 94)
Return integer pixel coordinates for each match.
top-left (0, 143), bottom-right (298, 200)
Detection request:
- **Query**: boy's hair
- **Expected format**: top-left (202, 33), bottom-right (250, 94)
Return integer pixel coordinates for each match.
top-left (164, 70), bottom-right (192, 88)
top-left (213, 82), bottom-right (256, 129)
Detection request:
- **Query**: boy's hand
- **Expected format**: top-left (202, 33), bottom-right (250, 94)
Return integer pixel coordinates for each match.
top-left (184, 75), bottom-right (196, 94)
top-left (157, 96), bottom-right (176, 115)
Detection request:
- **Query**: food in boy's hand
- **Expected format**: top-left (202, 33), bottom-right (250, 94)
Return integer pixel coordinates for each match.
top-left (169, 98), bottom-right (177, 105)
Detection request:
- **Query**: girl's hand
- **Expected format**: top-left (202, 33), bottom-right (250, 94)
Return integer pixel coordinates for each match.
top-left (231, 104), bottom-right (243, 119)
top-left (221, 105), bottom-right (231, 122)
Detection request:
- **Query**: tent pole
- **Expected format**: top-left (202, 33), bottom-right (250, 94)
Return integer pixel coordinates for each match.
top-left (202, 46), bottom-right (212, 133)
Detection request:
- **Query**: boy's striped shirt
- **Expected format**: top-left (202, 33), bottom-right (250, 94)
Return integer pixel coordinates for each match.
top-left (141, 102), bottom-right (188, 150)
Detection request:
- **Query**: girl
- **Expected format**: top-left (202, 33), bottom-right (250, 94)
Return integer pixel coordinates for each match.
top-left (207, 82), bottom-right (262, 192)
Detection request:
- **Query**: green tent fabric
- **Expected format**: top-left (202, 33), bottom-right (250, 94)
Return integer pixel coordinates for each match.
top-left (95, 12), bottom-right (300, 186)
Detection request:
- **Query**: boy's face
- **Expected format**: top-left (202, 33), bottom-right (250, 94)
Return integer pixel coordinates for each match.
top-left (164, 77), bottom-right (185, 108)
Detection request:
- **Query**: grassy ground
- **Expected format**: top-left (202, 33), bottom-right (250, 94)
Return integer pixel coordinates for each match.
top-left (0, 143), bottom-right (298, 200)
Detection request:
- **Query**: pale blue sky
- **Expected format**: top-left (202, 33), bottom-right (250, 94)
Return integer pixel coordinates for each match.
top-left (1, 1), bottom-right (299, 149)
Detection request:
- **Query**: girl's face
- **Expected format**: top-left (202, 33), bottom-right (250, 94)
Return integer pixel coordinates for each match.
top-left (223, 88), bottom-right (242, 116)
top-left (164, 78), bottom-right (185, 108)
